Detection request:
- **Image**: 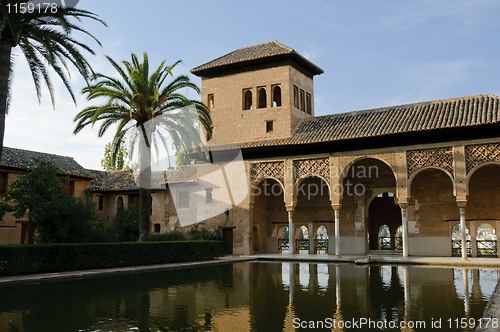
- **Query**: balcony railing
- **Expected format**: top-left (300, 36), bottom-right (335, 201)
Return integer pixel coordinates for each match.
top-left (477, 240), bottom-right (498, 257)
top-left (315, 239), bottom-right (328, 253)
top-left (378, 236), bottom-right (391, 250)
top-left (278, 239), bottom-right (289, 253)
top-left (296, 239), bottom-right (309, 251)
top-left (452, 239), bottom-right (472, 257)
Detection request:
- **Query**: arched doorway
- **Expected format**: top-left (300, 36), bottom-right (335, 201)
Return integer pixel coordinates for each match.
top-left (477, 224), bottom-right (497, 257)
top-left (368, 192), bottom-right (401, 251)
top-left (315, 225), bottom-right (328, 254)
top-left (296, 225), bottom-right (309, 253)
top-left (251, 178), bottom-right (286, 254)
top-left (278, 226), bottom-right (289, 253)
top-left (342, 158), bottom-right (397, 255)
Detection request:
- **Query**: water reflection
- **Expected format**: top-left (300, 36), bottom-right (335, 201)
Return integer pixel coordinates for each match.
top-left (0, 262), bottom-right (497, 331)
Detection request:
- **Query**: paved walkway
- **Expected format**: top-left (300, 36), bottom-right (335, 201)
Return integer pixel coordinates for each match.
top-left (2, 253), bottom-right (500, 287)
top-left (0, 256), bottom-right (254, 286)
top-left (245, 253), bottom-right (500, 268)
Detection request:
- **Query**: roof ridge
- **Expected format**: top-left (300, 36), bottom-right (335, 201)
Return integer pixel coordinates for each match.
top-left (307, 94), bottom-right (500, 122)
top-left (4, 146), bottom-right (76, 160)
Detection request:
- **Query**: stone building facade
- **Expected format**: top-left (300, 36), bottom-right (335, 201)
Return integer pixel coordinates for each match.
top-left (2, 41), bottom-right (500, 260)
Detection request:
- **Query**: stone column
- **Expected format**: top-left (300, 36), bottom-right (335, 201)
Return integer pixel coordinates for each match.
top-left (399, 203), bottom-right (409, 258)
top-left (287, 206), bottom-right (295, 255)
top-left (457, 200), bottom-right (468, 260)
top-left (470, 221), bottom-right (477, 257)
top-left (332, 204), bottom-right (341, 257)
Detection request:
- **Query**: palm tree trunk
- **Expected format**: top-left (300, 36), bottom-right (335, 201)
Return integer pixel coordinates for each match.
top-left (0, 41), bottom-right (12, 162)
top-left (138, 124), bottom-right (151, 242)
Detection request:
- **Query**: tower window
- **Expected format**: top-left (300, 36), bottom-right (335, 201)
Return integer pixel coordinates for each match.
top-left (243, 89), bottom-right (252, 110)
top-left (300, 89), bottom-right (305, 112)
top-left (293, 85), bottom-right (299, 108)
top-left (154, 223), bottom-right (160, 233)
top-left (258, 87), bottom-right (267, 108)
top-left (272, 85), bottom-right (281, 107)
top-left (179, 191), bottom-right (189, 208)
top-left (266, 121), bottom-right (274, 132)
top-left (98, 196), bottom-right (104, 210)
top-left (207, 94), bottom-right (214, 109)
top-left (306, 92), bottom-right (312, 114)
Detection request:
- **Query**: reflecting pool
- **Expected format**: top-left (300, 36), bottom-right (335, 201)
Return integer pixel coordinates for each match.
top-left (0, 262), bottom-right (498, 331)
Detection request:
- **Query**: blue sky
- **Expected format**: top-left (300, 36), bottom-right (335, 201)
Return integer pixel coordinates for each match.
top-left (6, 0), bottom-right (500, 169)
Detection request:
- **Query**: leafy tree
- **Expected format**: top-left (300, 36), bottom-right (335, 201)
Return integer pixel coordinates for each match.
top-left (101, 141), bottom-right (129, 171)
top-left (0, 159), bottom-right (100, 243)
top-left (0, 1), bottom-right (106, 160)
top-left (113, 204), bottom-right (140, 242)
top-left (74, 53), bottom-right (212, 242)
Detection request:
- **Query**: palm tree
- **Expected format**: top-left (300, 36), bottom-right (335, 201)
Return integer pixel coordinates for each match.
top-left (0, 1), bottom-right (106, 160)
top-left (74, 52), bottom-right (212, 242)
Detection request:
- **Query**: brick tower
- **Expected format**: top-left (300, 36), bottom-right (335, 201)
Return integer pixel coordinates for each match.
top-left (191, 41), bottom-right (323, 143)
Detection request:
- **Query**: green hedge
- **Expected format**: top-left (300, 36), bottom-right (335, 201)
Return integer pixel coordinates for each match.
top-left (0, 241), bottom-right (224, 276)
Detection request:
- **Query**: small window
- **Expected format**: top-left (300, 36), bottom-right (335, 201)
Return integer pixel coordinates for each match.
top-left (300, 89), bottom-right (305, 112)
top-left (207, 94), bottom-right (214, 109)
top-left (117, 196), bottom-right (124, 211)
top-left (62, 180), bottom-right (74, 197)
top-left (243, 89), bottom-right (252, 110)
top-left (306, 92), bottom-right (312, 114)
top-left (154, 223), bottom-right (161, 233)
top-left (272, 85), bottom-right (281, 107)
top-left (206, 188), bottom-right (213, 204)
top-left (258, 87), bottom-right (267, 108)
top-left (293, 85), bottom-right (299, 108)
top-left (0, 172), bottom-right (7, 195)
top-left (266, 121), bottom-right (274, 133)
top-left (179, 191), bottom-right (189, 208)
top-left (98, 196), bottom-right (104, 210)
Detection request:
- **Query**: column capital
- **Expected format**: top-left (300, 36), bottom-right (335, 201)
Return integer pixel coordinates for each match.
top-left (286, 205), bottom-right (295, 212)
top-left (456, 199), bottom-right (467, 208)
top-left (398, 202), bottom-right (408, 209)
top-left (331, 203), bottom-right (342, 211)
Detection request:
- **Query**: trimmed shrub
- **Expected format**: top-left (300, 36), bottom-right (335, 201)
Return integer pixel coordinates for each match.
top-left (0, 241), bottom-right (224, 276)
top-left (148, 230), bottom-right (186, 242)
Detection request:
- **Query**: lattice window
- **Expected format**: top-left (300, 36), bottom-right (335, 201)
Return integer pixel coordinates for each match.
top-left (250, 161), bottom-right (284, 184)
top-left (407, 147), bottom-right (453, 178)
top-left (465, 143), bottom-right (500, 174)
top-left (294, 157), bottom-right (330, 180)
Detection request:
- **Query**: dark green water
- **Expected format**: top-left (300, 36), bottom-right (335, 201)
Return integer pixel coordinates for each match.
top-left (0, 261), bottom-right (497, 331)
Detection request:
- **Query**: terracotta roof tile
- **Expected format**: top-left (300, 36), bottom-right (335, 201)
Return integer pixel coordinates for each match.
top-left (0, 147), bottom-right (93, 178)
top-left (230, 94), bottom-right (500, 151)
top-left (191, 40), bottom-right (323, 76)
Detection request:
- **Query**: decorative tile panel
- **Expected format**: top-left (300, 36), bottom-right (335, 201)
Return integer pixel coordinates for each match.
top-left (407, 147), bottom-right (453, 178)
top-left (465, 143), bottom-right (500, 174)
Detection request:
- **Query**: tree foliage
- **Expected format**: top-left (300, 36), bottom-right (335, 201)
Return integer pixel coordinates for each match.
top-left (73, 52), bottom-right (212, 242)
top-left (0, 1), bottom-right (106, 160)
top-left (101, 141), bottom-right (130, 171)
top-left (0, 159), bottom-right (101, 243)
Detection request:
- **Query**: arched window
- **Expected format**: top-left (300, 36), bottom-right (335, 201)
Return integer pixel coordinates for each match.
top-left (243, 89), bottom-right (252, 110)
top-left (477, 223), bottom-right (497, 256)
top-left (117, 196), bottom-right (124, 211)
top-left (378, 225), bottom-right (390, 250)
top-left (316, 225), bottom-right (328, 254)
top-left (452, 224), bottom-right (471, 257)
top-left (258, 87), bottom-right (267, 108)
top-left (272, 85), bottom-right (281, 107)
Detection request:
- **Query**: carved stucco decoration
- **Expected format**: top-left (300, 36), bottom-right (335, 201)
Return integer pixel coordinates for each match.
top-left (337, 152), bottom-right (396, 180)
top-left (406, 147), bottom-right (453, 178)
top-left (250, 161), bottom-right (285, 185)
top-left (294, 157), bottom-right (330, 181)
top-left (465, 143), bottom-right (500, 175)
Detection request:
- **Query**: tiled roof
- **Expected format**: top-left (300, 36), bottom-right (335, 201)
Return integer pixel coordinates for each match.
top-left (234, 94), bottom-right (500, 151)
top-left (191, 41), bottom-right (324, 76)
top-left (0, 147), bottom-right (93, 178)
top-left (89, 166), bottom-right (198, 192)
